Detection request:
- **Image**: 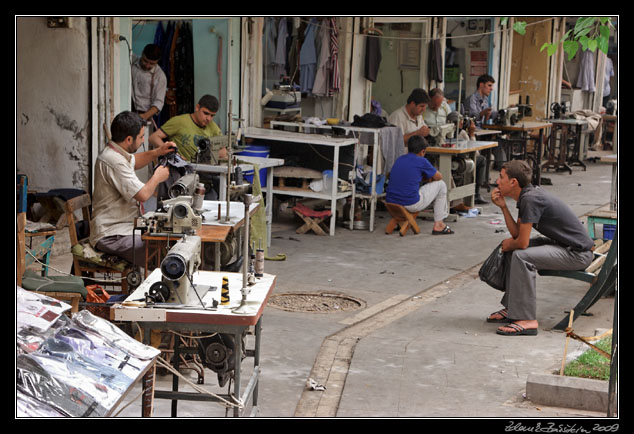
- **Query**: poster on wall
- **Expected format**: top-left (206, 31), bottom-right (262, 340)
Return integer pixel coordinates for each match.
top-left (470, 50), bottom-right (488, 76)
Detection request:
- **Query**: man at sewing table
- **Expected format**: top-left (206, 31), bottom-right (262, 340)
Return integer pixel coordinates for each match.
top-left (388, 88), bottom-right (431, 148)
top-left (90, 111), bottom-right (174, 266)
top-left (149, 94), bottom-right (227, 163)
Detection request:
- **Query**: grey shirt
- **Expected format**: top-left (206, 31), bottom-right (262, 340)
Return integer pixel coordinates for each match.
top-left (517, 184), bottom-right (594, 251)
top-left (463, 91), bottom-right (498, 127)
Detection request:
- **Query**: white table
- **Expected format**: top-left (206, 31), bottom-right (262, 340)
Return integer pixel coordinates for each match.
top-left (113, 269), bottom-right (277, 417)
top-left (242, 127), bottom-right (357, 236)
top-left (426, 139), bottom-right (498, 219)
top-left (270, 120), bottom-right (387, 232)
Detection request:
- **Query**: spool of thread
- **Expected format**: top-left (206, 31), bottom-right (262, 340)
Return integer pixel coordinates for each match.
top-left (235, 167), bottom-right (244, 185)
top-left (221, 276), bottom-right (230, 305)
top-left (255, 248), bottom-right (264, 277)
top-left (193, 183), bottom-right (205, 211)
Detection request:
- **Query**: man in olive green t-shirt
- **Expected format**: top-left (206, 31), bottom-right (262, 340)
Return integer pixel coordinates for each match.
top-left (149, 94), bottom-right (227, 162)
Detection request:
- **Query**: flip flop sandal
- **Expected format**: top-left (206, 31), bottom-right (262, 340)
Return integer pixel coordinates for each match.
top-left (496, 322), bottom-right (538, 336)
top-left (432, 225), bottom-right (455, 235)
top-left (486, 308), bottom-right (510, 323)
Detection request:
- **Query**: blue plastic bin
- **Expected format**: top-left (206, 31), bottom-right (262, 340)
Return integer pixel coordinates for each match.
top-left (603, 224), bottom-right (616, 240)
top-left (237, 144), bottom-right (270, 187)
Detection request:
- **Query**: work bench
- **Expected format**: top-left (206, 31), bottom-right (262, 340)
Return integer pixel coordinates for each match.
top-left (143, 200), bottom-right (259, 274)
top-left (482, 121), bottom-right (552, 185)
top-left (425, 139), bottom-right (498, 219)
top-left (242, 126), bottom-right (356, 236)
top-left (113, 269), bottom-right (276, 417)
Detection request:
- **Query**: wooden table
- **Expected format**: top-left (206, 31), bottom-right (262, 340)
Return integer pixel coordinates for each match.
top-left (113, 269), bottom-right (277, 417)
top-left (482, 121), bottom-right (552, 185)
top-left (426, 139), bottom-right (498, 216)
top-left (242, 127), bottom-right (356, 236)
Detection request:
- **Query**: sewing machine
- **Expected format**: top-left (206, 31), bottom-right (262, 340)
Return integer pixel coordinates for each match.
top-left (427, 123), bottom-right (456, 147)
top-left (136, 196), bottom-right (203, 235)
top-left (496, 95), bottom-right (533, 126)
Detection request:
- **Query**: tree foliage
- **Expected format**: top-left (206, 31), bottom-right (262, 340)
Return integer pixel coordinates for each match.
top-left (501, 17), bottom-right (613, 61)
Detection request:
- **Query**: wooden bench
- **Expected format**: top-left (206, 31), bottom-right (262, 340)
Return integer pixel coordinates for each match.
top-left (274, 166), bottom-right (323, 190)
top-left (539, 228), bottom-right (618, 331)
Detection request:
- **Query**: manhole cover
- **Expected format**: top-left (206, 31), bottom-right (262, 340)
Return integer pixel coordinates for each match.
top-left (268, 292), bottom-right (366, 313)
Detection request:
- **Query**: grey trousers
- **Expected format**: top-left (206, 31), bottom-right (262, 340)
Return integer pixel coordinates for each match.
top-left (405, 180), bottom-right (449, 221)
top-left (95, 234), bottom-right (145, 267)
top-left (501, 237), bottom-right (593, 320)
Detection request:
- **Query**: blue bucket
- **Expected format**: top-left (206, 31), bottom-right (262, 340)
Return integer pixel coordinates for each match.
top-left (237, 144), bottom-right (270, 187)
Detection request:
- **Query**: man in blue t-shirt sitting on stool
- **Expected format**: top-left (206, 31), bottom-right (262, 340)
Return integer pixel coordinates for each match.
top-left (385, 135), bottom-right (454, 235)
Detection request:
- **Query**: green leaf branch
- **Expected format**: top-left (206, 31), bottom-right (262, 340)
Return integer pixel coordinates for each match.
top-left (501, 17), bottom-right (613, 60)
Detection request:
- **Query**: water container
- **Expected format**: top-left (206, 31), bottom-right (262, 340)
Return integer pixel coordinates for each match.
top-left (237, 144), bottom-right (270, 187)
top-left (603, 224), bottom-right (616, 240)
top-left (322, 170), bottom-right (333, 192)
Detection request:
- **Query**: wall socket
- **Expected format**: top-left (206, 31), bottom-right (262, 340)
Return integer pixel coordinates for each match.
top-left (47, 17), bottom-right (71, 28)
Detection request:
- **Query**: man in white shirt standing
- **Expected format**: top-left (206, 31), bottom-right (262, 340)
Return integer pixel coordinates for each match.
top-left (388, 88), bottom-right (431, 149)
top-left (90, 111), bottom-right (174, 265)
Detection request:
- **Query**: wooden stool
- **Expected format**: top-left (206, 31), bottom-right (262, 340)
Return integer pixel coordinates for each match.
top-left (385, 203), bottom-right (421, 236)
top-left (293, 203), bottom-right (332, 236)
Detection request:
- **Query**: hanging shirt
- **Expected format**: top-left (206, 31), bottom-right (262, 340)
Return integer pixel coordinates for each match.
top-left (576, 49), bottom-right (596, 92)
top-left (299, 18), bottom-right (318, 93)
top-left (329, 17), bottom-right (341, 95)
top-left (312, 19), bottom-right (332, 96)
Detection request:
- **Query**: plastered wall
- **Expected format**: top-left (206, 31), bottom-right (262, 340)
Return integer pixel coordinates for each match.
top-left (16, 17), bottom-right (91, 193)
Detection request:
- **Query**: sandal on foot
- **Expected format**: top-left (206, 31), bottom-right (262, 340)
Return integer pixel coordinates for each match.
top-left (487, 308), bottom-right (510, 323)
top-left (432, 225), bottom-right (455, 235)
top-left (496, 322), bottom-right (538, 336)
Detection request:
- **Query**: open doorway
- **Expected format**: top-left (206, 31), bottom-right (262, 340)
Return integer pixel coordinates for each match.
top-left (368, 17), bottom-right (430, 118)
top-left (509, 17), bottom-right (553, 120)
top-left (129, 18), bottom-right (238, 133)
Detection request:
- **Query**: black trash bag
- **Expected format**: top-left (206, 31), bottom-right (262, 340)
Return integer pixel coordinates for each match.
top-left (479, 243), bottom-right (507, 292)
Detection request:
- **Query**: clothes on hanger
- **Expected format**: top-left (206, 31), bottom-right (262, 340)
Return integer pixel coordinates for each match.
top-left (329, 17), bottom-right (340, 95)
top-left (364, 32), bottom-right (382, 82)
top-left (299, 18), bottom-right (318, 94)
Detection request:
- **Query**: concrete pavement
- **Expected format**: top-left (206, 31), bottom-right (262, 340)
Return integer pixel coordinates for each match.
top-left (42, 154), bottom-right (617, 419)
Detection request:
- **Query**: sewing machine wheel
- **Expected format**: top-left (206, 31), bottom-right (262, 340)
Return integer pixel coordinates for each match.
top-left (148, 281), bottom-right (171, 303)
top-left (126, 270), bottom-right (143, 289)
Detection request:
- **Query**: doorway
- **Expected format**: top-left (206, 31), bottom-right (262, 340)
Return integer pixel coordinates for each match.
top-left (369, 17), bottom-right (430, 118)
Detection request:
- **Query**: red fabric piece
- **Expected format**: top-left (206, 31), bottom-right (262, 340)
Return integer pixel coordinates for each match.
top-left (293, 203), bottom-right (332, 218)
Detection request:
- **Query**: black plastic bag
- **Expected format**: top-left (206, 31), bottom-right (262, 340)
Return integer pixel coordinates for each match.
top-left (479, 243), bottom-right (507, 291)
